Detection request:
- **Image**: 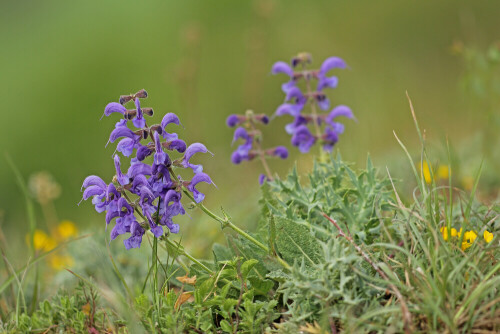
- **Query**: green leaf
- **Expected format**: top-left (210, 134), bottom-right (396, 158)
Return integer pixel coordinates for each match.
top-left (274, 217), bottom-right (322, 267)
top-left (240, 259), bottom-right (259, 281)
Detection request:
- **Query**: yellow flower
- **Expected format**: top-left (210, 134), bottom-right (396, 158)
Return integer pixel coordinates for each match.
top-left (49, 255), bottom-right (74, 270)
top-left (461, 230), bottom-right (477, 250)
top-left (483, 230), bottom-right (493, 243)
top-left (437, 165), bottom-right (450, 180)
top-left (461, 176), bottom-right (474, 191)
top-left (32, 230), bottom-right (57, 252)
top-left (440, 227), bottom-right (458, 241)
top-left (419, 161), bottom-right (433, 184)
top-left (56, 221), bottom-right (78, 239)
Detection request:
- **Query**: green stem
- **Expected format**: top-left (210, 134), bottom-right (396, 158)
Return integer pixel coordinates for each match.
top-left (163, 237), bottom-right (212, 274)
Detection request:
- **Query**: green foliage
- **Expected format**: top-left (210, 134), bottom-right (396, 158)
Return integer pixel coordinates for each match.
top-left (1, 281), bottom-right (120, 333)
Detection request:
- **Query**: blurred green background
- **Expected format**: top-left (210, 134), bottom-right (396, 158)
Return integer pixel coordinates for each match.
top-left (1, 0), bottom-right (499, 257)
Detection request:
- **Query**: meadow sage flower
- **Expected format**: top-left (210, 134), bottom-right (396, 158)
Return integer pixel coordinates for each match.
top-left (227, 110), bottom-right (288, 183)
top-left (272, 53), bottom-right (354, 153)
top-left (82, 90), bottom-right (214, 249)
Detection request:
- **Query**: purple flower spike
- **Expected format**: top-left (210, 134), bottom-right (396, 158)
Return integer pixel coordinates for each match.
top-left (319, 57), bottom-right (347, 76)
top-left (182, 143), bottom-right (211, 173)
top-left (272, 146), bottom-right (289, 159)
top-left (226, 114), bottom-right (241, 127)
top-left (133, 98), bottom-right (146, 129)
top-left (271, 61), bottom-right (293, 77)
top-left (113, 154), bottom-right (130, 186)
top-left (291, 125), bottom-right (316, 153)
top-left (153, 132), bottom-right (169, 165)
top-left (187, 172), bottom-right (212, 203)
top-left (103, 102), bottom-right (126, 119)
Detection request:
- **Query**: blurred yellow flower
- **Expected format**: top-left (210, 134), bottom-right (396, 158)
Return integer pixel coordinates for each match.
top-left (32, 229), bottom-right (57, 252)
top-left (437, 165), bottom-right (450, 180)
top-left (440, 227), bottom-right (458, 241)
top-left (461, 176), bottom-right (474, 191)
top-left (49, 255), bottom-right (74, 270)
top-left (461, 230), bottom-right (477, 250)
top-left (419, 161), bottom-right (433, 184)
top-left (56, 220), bottom-right (78, 239)
top-left (483, 230), bottom-right (493, 243)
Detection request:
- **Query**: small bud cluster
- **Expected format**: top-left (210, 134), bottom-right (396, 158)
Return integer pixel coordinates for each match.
top-left (272, 53), bottom-right (355, 153)
top-left (81, 90), bottom-right (214, 249)
top-left (226, 110), bottom-right (288, 184)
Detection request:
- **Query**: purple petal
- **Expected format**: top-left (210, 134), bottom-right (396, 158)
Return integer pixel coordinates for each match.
top-left (291, 125), bottom-right (316, 153)
top-left (83, 185), bottom-right (105, 200)
top-left (187, 172), bottom-right (212, 203)
top-left (114, 155), bottom-right (130, 186)
top-left (153, 132), bottom-right (169, 165)
top-left (326, 105), bottom-right (354, 123)
top-left (226, 114), bottom-right (240, 127)
top-left (285, 87), bottom-right (305, 103)
top-left (317, 76), bottom-right (338, 91)
top-left (104, 102), bottom-right (126, 117)
top-left (273, 146), bottom-right (288, 159)
top-left (271, 61), bottom-right (293, 77)
top-left (167, 139), bottom-right (186, 153)
top-left (128, 162), bottom-right (152, 178)
top-left (232, 127), bottom-right (250, 143)
top-left (320, 57), bottom-right (346, 76)
top-left (116, 138), bottom-right (136, 157)
top-left (161, 113), bottom-right (180, 131)
top-left (316, 96), bottom-right (330, 111)
top-left (136, 145), bottom-right (153, 161)
top-left (81, 175), bottom-right (106, 191)
top-left (275, 103), bottom-right (301, 117)
top-left (183, 143), bottom-right (211, 174)
top-left (231, 151), bottom-right (244, 164)
top-left (259, 174), bottom-right (267, 185)
top-left (109, 126), bottom-right (137, 144)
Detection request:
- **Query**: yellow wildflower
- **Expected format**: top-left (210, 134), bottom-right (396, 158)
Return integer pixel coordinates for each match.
top-left (461, 230), bottom-right (477, 250)
top-left (437, 165), bottom-right (450, 180)
top-left (419, 161), bottom-right (433, 184)
top-left (461, 176), bottom-right (474, 191)
top-left (440, 227), bottom-right (457, 241)
top-left (483, 230), bottom-right (493, 243)
top-left (49, 255), bottom-right (74, 270)
top-left (32, 230), bottom-right (57, 252)
top-left (56, 221), bottom-right (78, 239)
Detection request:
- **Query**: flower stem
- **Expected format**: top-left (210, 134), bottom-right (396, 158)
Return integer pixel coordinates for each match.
top-left (121, 190), bottom-right (212, 273)
top-left (305, 78), bottom-right (325, 158)
top-left (162, 237), bottom-right (212, 274)
top-left (248, 120), bottom-right (273, 180)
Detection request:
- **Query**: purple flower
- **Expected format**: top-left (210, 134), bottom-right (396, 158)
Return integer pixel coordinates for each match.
top-left (275, 103), bottom-right (302, 118)
top-left (291, 125), bottom-right (316, 153)
top-left (259, 174), bottom-right (269, 185)
top-left (114, 154), bottom-right (130, 186)
top-left (317, 76), bottom-right (338, 91)
top-left (268, 146), bottom-right (288, 159)
top-left (133, 98), bottom-right (146, 129)
top-left (123, 221), bottom-right (145, 249)
top-left (161, 113), bottom-right (181, 141)
top-left (226, 114), bottom-right (241, 127)
top-left (181, 143), bottom-right (211, 173)
top-left (187, 172), bottom-right (213, 203)
top-left (285, 115), bottom-right (309, 135)
top-left (103, 102), bottom-right (126, 119)
top-left (325, 105), bottom-right (354, 126)
top-left (319, 57), bottom-right (347, 77)
top-left (322, 126), bottom-right (340, 152)
top-left (271, 61), bottom-right (293, 77)
top-left (153, 132), bottom-right (170, 165)
top-left (136, 145), bottom-right (153, 161)
top-left (81, 175), bottom-right (108, 212)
